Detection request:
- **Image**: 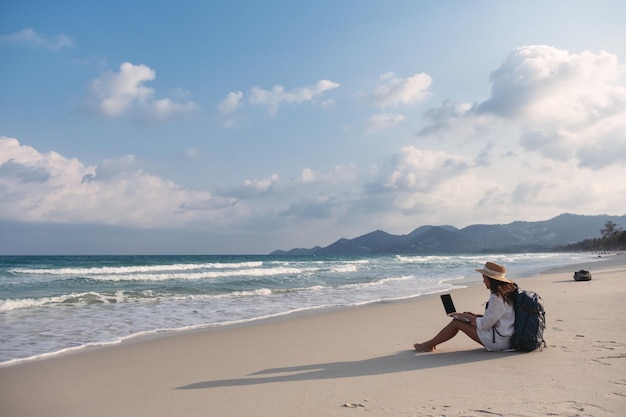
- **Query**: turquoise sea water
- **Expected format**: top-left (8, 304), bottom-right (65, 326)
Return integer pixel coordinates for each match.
top-left (0, 253), bottom-right (600, 365)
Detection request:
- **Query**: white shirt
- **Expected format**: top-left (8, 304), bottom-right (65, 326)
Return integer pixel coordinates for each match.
top-left (476, 293), bottom-right (515, 351)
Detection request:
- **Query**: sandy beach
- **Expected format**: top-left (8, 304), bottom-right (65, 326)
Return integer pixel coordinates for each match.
top-left (1, 255), bottom-right (624, 417)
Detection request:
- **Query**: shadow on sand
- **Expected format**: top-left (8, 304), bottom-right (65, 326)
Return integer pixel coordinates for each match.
top-left (177, 348), bottom-right (515, 390)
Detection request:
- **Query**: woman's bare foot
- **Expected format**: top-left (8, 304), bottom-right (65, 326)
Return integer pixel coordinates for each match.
top-left (413, 342), bottom-right (435, 352)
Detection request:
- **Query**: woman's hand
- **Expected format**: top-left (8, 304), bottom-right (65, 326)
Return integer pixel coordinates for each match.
top-left (463, 312), bottom-right (483, 317)
top-left (451, 313), bottom-right (474, 324)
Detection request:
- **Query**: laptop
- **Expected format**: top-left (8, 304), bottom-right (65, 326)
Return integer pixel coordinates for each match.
top-left (440, 294), bottom-right (470, 322)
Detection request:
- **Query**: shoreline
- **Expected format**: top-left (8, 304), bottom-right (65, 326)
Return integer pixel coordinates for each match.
top-left (0, 253), bottom-right (618, 368)
top-left (1, 254), bottom-right (625, 416)
top-left (0, 284), bottom-right (470, 368)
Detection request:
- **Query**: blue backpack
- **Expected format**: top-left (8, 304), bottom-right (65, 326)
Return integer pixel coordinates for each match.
top-left (510, 286), bottom-right (547, 352)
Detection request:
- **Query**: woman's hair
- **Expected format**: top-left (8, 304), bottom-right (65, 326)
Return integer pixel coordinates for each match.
top-left (487, 277), bottom-right (516, 305)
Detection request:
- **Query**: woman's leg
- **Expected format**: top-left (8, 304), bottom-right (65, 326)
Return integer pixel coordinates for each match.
top-left (414, 319), bottom-right (483, 352)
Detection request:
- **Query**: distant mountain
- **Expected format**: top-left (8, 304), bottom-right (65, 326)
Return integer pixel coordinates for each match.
top-left (270, 246), bottom-right (322, 256)
top-left (270, 213), bottom-right (626, 255)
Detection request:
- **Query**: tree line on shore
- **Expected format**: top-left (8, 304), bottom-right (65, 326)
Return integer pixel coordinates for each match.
top-left (556, 221), bottom-right (626, 251)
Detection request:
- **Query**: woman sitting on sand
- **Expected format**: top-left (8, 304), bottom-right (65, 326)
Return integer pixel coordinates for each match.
top-left (414, 261), bottom-right (516, 352)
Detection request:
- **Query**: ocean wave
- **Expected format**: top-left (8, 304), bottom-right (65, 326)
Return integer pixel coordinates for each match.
top-left (0, 285), bottom-right (331, 311)
top-left (330, 264), bottom-right (359, 273)
top-left (6, 265), bottom-right (324, 282)
top-left (344, 275), bottom-right (415, 288)
top-left (271, 285), bottom-right (326, 295)
top-left (0, 301), bottom-right (352, 367)
top-left (395, 254), bottom-right (484, 264)
top-left (2, 277), bottom-right (419, 311)
top-left (7, 260), bottom-right (370, 283)
top-left (89, 266), bottom-right (321, 281)
top-left (1, 252), bottom-right (599, 367)
top-left (8, 261), bottom-right (265, 276)
top-left (0, 291), bottom-right (129, 311)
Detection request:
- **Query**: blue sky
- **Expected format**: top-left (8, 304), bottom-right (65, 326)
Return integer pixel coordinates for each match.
top-left (1, 1), bottom-right (625, 255)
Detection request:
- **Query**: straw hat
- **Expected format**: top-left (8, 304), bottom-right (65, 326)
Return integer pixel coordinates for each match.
top-left (475, 261), bottom-right (511, 283)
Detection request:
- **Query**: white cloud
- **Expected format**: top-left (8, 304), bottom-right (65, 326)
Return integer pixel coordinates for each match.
top-left (0, 28), bottom-right (73, 51)
top-left (89, 62), bottom-right (155, 117)
top-left (146, 98), bottom-right (196, 121)
top-left (248, 80), bottom-right (340, 116)
top-left (280, 194), bottom-right (334, 219)
top-left (219, 174), bottom-right (281, 199)
top-left (218, 80), bottom-right (339, 122)
top-left (365, 113), bottom-right (405, 133)
top-left (218, 91), bottom-right (244, 127)
top-left (243, 174), bottom-right (280, 194)
top-left (4, 43), bottom-right (626, 250)
top-left (369, 146), bottom-right (473, 194)
top-left (296, 165), bottom-right (359, 185)
top-left (218, 91), bottom-right (244, 114)
top-left (321, 99), bottom-right (335, 109)
top-left (369, 72), bottom-right (432, 108)
top-left (577, 125), bottom-right (626, 168)
top-left (2, 127), bottom-right (626, 254)
top-left (299, 168), bottom-right (316, 183)
top-left (418, 100), bottom-right (499, 141)
top-left (355, 146), bottom-right (478, 220)
top-left (420, 46), bottom-right (626, 169)
top-left (0, 137), bottom-right (367, 238)
top-left (481, 46), bottom-right (624, 121)
top-left (355, 139), bottom-right (626, 228)
top-left (85, 62), bottom-right (196, 122)
top-left (0, 137), bottom-right (231, 228)
top-left (213, 165), bottom-right (361, 222)
top-left (221, 166), bottom-right (358, 200)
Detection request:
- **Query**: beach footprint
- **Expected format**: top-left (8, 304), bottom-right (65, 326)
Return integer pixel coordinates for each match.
top-left (592, 340), bottom-right (622, 350)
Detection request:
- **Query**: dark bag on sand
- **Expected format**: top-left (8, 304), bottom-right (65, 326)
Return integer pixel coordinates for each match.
top-left (510, 285), bottom-right (547, 352)
top-left (573, 270), bottom-right (592, 281)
